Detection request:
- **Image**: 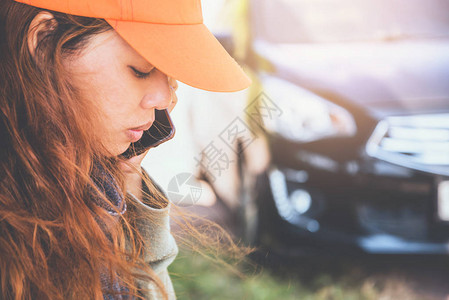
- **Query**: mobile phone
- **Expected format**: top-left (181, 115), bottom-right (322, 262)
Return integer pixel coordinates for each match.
top-left (119, 109), bottom-right (175, 159)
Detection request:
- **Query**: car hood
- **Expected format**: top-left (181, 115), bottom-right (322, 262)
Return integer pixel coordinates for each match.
top-left (253, 39), bottom-right (449, 118)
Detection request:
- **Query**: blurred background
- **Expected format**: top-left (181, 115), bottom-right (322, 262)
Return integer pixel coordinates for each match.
top-left (143, 0), bottom-right (449, 299)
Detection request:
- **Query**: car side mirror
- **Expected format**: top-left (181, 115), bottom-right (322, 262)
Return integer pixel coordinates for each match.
top-left (214, 32), bottom-right (235, 57)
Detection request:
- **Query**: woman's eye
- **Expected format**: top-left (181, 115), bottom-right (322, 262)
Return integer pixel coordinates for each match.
top-left (130, 66), bottom-right (155, 79)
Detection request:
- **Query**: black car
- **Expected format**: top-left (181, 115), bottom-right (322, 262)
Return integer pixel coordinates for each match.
top-left (230, 0), bottom-right (449, 254)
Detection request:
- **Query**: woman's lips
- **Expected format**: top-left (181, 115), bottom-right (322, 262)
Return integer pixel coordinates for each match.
top-left (127, 129), bottom-right (144, 142)
top-left (127, 119), bottom-right (154, 142)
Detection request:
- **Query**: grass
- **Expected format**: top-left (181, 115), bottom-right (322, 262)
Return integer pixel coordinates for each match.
top-left (166, 249), bottom-right (424, 300)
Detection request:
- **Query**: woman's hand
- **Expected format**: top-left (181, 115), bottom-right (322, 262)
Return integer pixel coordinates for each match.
top-left (118, 149), bottom-right (150, 199)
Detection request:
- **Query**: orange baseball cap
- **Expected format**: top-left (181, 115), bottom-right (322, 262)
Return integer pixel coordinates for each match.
top-left (14, 0), bottom-right (252, 92)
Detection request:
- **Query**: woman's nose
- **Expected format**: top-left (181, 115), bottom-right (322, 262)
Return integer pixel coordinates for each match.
top-left (140, 70), bottom-right (173, 110)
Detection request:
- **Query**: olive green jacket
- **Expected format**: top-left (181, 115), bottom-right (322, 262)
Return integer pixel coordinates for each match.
top-left (126, 169), bottom-right (178, 300)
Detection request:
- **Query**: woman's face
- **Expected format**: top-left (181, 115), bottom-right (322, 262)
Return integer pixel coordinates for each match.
top-left (65, 30), bottom-right (177, 156)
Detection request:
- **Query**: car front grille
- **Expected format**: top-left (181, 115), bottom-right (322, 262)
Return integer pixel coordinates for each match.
top-left (366, 113), bottom-right (449, 176)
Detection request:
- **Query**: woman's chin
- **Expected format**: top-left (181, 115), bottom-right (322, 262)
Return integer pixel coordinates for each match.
top-left (117, 143), bottom-right (132, 157)
top-left (104, 142), bottom-right (131, 158)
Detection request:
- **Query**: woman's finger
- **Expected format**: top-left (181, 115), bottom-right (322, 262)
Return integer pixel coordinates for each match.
top-left (118, 149), bottom-right (150, 174)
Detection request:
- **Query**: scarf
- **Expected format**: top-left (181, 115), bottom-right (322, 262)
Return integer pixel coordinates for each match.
top-left (90, 161), bottom-right (132, 300)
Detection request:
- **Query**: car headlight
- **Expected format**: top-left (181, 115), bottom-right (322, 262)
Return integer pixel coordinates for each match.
top-left (259, 74), bottom-right (356, 142)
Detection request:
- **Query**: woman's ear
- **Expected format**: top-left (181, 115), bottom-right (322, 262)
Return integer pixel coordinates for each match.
top-left (27, 11), bottom-right (57, 59)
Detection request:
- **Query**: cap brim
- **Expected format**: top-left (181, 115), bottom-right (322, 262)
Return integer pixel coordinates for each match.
top-left (106, 20), bottom-right (252, 92)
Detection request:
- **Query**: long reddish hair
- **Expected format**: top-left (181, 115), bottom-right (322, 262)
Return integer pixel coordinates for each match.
top-left (0, 0), bottom-right (171, 299)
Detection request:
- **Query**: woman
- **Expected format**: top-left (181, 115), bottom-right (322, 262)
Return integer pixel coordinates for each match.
top-left (0, 0), bottom-right (251, 299)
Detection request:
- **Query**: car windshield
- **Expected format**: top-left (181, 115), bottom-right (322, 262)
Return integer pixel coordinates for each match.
top-left (251, 0), bottom-right (449, 43)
